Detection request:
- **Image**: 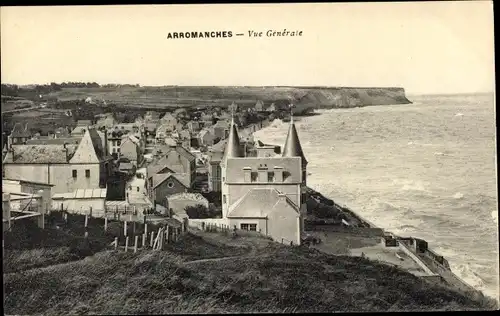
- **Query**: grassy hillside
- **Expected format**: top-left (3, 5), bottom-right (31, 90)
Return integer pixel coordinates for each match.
top-left (3, 219), bottom-right (495, 314)
top-left (43, 86), bottom-right (411, 111)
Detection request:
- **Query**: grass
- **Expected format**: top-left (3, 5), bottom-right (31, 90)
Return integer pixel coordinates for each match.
top-left (3, 220), bottom-right (496, 314)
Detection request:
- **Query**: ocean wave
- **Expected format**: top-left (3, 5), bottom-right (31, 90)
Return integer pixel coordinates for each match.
top-left (450, 262), bottom-right (487, 292)
top-left (453, 192), bottom-right (464, 199)
top-left (491, 211), bottom-right (498, 223)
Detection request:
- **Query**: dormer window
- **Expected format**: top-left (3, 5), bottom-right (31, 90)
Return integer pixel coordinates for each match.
top-left (268, 171), bottom-right (275, 182)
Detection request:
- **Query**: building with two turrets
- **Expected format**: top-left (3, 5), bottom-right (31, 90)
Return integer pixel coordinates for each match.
top-left (220, 113), bottom-right (308, 245)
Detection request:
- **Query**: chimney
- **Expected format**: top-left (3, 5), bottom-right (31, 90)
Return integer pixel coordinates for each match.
top-left (7, 145), bottom-right (14, 162)
top-left (257, 164), bottom-right (268, 182)
top-left (243, 167), bottom-right (252, 182)
top-left (63, 142), bottom-right (69, 161)
top-left (274, 166), bottom-right (283, 182)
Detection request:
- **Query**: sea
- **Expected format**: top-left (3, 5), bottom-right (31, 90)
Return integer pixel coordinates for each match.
top-left (254, 93), bottom-right (498, 300)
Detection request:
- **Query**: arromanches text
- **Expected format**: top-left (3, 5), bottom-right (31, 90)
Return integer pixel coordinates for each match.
top-left (167, 31), bottom-right (232, 39)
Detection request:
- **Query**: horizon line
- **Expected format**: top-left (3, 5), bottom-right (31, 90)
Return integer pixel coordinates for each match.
top-left (0, 82), bottom-right (494, 96)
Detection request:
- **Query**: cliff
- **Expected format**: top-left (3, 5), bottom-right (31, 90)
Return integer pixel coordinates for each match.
top-left (15, 85), bottom-right (412, 112)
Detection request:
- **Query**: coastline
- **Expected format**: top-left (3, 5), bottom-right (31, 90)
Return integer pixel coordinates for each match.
top-left (252, 112), bottom-right (497, 304)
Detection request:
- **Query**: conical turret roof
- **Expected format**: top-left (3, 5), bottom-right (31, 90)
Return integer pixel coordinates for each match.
top-left (282, 117), bottom-right (307, 164)
top-left (223, 117), bottom-right (243, 160)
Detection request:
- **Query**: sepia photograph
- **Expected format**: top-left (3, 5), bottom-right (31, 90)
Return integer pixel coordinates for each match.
top-left (1, 2), bottom-right (497, 314)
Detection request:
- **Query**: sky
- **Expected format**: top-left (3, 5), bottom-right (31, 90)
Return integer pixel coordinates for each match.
top-left (0, 2), bottom-right (495, 95)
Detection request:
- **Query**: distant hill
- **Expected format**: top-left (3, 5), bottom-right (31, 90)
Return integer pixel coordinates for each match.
top-left (1, 85), bottom-right (409, 112)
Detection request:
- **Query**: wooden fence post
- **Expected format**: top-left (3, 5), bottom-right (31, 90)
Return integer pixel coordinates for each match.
top-left (144, 224), bottom-right (148, 236)
top-left (124, 221), bottom-right (128, 237)
top-left (134, 236), bottom-right (138, 253)
top-left (125, 236), bottom-right (129, 252)
top-left (104, 217), bottom-right (108, 232)
top-left (114, 237), bottom-right (118, 250)
top-left (150, 231), bottom-right (155, 247)
top-left (84, 214), bottom-right (88, 228)
top-left (166, 225), bottom-right (170, 243)
top-left (142, 233), bottom-right (146, 247)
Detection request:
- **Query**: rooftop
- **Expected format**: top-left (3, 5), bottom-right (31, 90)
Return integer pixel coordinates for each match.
top-left (52, 188), bottom-right (107, 200)
top-left (3, 144), bottom-right (78, 164)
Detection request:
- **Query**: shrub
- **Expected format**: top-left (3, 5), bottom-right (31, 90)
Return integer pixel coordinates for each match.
top-left (185, 204), bottom-right (221, 219)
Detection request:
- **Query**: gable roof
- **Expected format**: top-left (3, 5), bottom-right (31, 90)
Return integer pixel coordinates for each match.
top-left (227, 188), bottom-right (298, 218)
top-left (69, 128), bottom-right (106, 163)
top-left (147, 156), bottom-right (174, 179)
top-left (165, 146), bottom-right (196, 162)
top-left (121, 134), bottom-right (140, 147)
top-left (3, 144), bottom-right (77, 164)
top-left (152, 172), bottom-right (190, 189)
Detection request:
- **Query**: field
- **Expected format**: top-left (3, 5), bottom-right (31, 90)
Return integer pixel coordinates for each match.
top-left (44, 86), bottom-right (411, 110)
top-left (3, 215), bottom-right (496, 314)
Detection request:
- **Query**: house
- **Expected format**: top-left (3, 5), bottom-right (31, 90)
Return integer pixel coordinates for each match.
top-left (147, 144), bottom-right (197, 188)
top-left (3, 128), bottom-right (113, 194)
top-left (8, 123), bottom-right (31, 146)
top-left (187, 121), bottom-right (201, 133)
top-left (255, 100), bottom-right (264, 112)
top-left (207, 151), bottom-right (223, 192)
top-left (120, 134), bottom-right (142, 166)
top-left (95, 115), bottom-right (117, 129)
top-left (179, 129), bottom-right (192, 141)
top-left (218, 115), bottom-right (308, 244)
top-left (54, 127), bottom-right (71, 138)
top-left (159, 112), bottom-right (178, 132)
top-left (198, 128), bottom-right (216, 146)
top-left (107, 129), bottom-right (126, 155)
top-left (212, 120), bottom-right (231, 140)
top-left (176, 122), bottom-right (185, 131)
top-left (146, 144), bottom-right (197, 207)
top-left (147, 172), bottom-right (190, 208)
top-left (144, 111), bottom-right (161, 121)
top-left (228, 101), bottom-right (238, 114)
top-left (265, 102), bottom-right (277, 113)
top-left (156, 123), bottom-right (174, 143)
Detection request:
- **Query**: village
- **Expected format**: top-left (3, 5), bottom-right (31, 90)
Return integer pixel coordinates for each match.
top-left (1, 98), bottom-right (311, 242)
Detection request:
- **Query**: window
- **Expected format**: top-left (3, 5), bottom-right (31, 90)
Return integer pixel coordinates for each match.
top-left (223, 195), bottom-right (226, 204)
top-left (112, 148), bottom-right (116, 153)
top-left (72, 170), bottom-right (77, 178)
top-left (167, 181), bottom-right (174, 188)
top-left (137, 187), bottom-right (140, 192)
top-left (241, 223), bottom-right (257, 231)
top-left (85, 169), bottom-right (90, 178)
top-left (117, 140), bottom-right (121, 146)
top-left (117, 148), bottom-right (121, 153)
top-left (268, 171), bottom-right (275, 182)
